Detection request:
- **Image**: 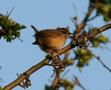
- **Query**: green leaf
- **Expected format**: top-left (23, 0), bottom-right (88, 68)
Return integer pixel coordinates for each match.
top-left (90, 0), bottom-right (111, 21)
top-left (101, 4), bottom-right (111, 21)
top-left (0, 87), bottom-right (3, 90)
top-left (45, 85), bottom-right (56, 90)
top-left (0, 14), bottom-right (26, 42)
top-left (91, 34), bottom-right (109, 47)
top-left (98, 34), bottom-right (109, 44)
top-left (75, 49), bottom-right (94, 68)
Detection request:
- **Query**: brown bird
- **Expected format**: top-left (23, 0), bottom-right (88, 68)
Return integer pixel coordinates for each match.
top-left (31, 25), bottom-right (70, 53)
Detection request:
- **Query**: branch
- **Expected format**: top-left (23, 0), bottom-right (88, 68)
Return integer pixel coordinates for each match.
top-left (3, 44), bottom-right (73, 90)
top-left (72, 4), bottom-right (78, 29)
top-left (75, 3), bottom-right (94, 34)
top-left (73, 75), bottom-right (87, 90)
top-left (89, 23), bottom-right (111, 39)
top-left (94, 55), bottom-right (111, 73)
top-left (51, 70), bottom-right (61, 87)
top-left (3, 23), bottom-right (111, 90)
top-left (3, 59), bottom-right (49, 90)
top-left (6, 7), bottom-right (15, 18)
top-left (88, 13), bottom-right (99, 21)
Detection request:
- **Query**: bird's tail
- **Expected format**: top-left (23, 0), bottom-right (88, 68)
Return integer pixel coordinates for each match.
top-left (31, 25), bottom-right (39, 33)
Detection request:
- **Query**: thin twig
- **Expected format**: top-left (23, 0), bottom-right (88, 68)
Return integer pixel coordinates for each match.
top-left (94, 55), bottom-right (111, 73)
top-left (72, 4), bottom-right (78, 29)
top-left (7, 7), bottom-right (15, 17)
top-left (62, 69), bottom-right (70, 79)
top-left (3, 23), bottom-right (111, 90)
top-left (88, 13), bottom-right (99, 21)
top-left (75, 3), bottom-right (94, 34)
top-left (89, 23), bottom-right (111, 39)
top-left (51, 70), bottom-right (60, 87)
top-left (73, 75), bottom-right (87, 90)
top-left (63, 51), bottom-right (70, 60)
top-left (18, 38), bottom-right (24, 42)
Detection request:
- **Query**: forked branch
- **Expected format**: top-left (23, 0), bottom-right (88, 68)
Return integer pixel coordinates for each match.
top-left (3, 23), bottom-right (111, 90)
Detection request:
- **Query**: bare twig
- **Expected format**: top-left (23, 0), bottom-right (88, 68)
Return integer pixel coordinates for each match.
top-left (3, 23), bottom-right (111, 90)
top-left (6, 7), bottom-right (15, 17)
top-left (72, 4), bottom-right (78, 29)
top-left (94, 55), bottom-right (111, 73)
top-left (3, 59), bottom-right (49, 90)
top-left (73, 75), bottom-right (87, 90)
top-left (88, 13), bottom-right (99, 21)
top-left (75, 3), bottom-right (94, 34)
top-left (18, 38), bottom-right (24, 42)
top-left (51, 70), bottom-right (61, 87)
top-left (89, 23), bottom-right (111, 39)
top-left (63, 51), bottom-right (70, 60)
top-left (62, 69), bottom-right (70, 79)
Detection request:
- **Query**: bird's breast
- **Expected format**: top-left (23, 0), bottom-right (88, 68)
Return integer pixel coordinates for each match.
top-left (39, 36), bottom-right (66, 48)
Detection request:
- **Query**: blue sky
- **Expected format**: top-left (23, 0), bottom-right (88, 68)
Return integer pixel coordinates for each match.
top-left (0, 0), bottom-right (111, 90)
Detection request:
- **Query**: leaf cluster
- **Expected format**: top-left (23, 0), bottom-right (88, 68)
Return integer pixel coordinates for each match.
top-left (0, 14), bottom-right (26, 42)
top-left (90, 0), bottom-right (111, 21)
top-left (90, 34), bottom-right (109, 47)
top-left (74, 48), bottom-right (94, 69)
top-left (45, 79), bottom-right (74, 90)
top-left (73, 30), bottom-right (109, 70)
top-left (0, 87), bottom-right (3, 90)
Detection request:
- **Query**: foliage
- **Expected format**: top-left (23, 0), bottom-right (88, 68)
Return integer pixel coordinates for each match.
top-left (0, 14), bottom-right (26, 42)
top-left (63, 59), bottom-right (74, 66)
top-left (45, 79), bottom-right (74, 90)
top-left (59, 79), bottom-right (74, 90)
top-left (45, 85), bottom-right (57, 90)
top-left (90, 34), bottom-right (109, 47)
top-left (90, 0), bottom-right (111, 21)
top-left (72, 28), bottom-right (109, 70)
top-left (74, 48), bottom-right (94, 69)
top-left (0, 87), bottom-right (2, 90)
